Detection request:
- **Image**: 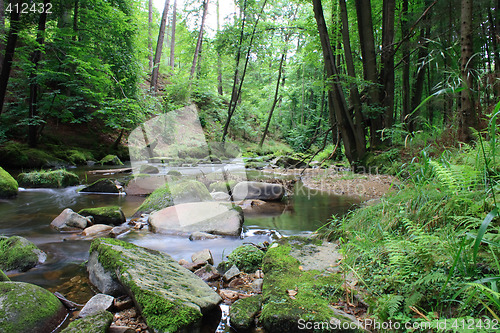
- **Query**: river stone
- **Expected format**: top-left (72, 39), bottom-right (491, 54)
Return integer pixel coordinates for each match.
top-left (99, 155), bottom-right (123, 166)
top-left (139, 164), bottom-right (159, 174)
top-left (148, 202), bottom-right (244, 236)
top-left (78, 206), bottom-right (126, 226)
top-left (232, 181), bottom-right (285, 201)
top-left (79, 294), bottom-right (114, 318)
top-left (210, 191), bottom-right (231, 201)
top-left (80, 179), bottom-right (120, 194)
top-left (191, 249), bottom-right (214, 265)
top-left (0, 281), bottom-right (67, 333)
top-left (81, 224), bottom-right (115, 238)
top-left (194, 264), bottom-right (221, 282)
top-left (17, 169), bottom-right (79, 188)
top-left (229, 295), bottom-right (262, 331)
top-left (223, 265), bottom-right (241, 281)
top-left (189, 231), bottom-right (220, 241)
top-left (60, 310), bottom-right (113, 333)
top-left (0, 167), bottom-right (18, 198)
top-left (0, 235), bottom-right (47, 272)
top-left (110, 226), bottom-right (130, 238)
top-left (87, 251), bottom-right (127, 296)
top-left (88, 238), bottom-right (222, 333)
top-left (51, 208), bottom-right (92, 231)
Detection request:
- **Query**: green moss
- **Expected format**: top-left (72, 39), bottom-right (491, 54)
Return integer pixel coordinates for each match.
top-left (0, 167), bottom-right (18, 198)
top-left (0, 142), bottom-right (62, 168)
top-left (0, 281), bottom-right (65, 333)
top-left (209, 180), bottom-right (237, 193)
top-left (99, 154), bottom-right (123, 166)
top-left (227, 245), bottom-right (265, 273)
top-left (67, 149), bottom-right (94, 165)
top-left (136, 184), bottom-right (174, 213)
top-left (0, 236), bottom-right (43, 272)
top-left (167, 170), bottom-right (182, 177)
top-left (17, 169), bottom-right (79, 188)
top-left (0, 269), bottom-right (10, 281)
top-left (78, 206), bottom-right (125, 225)
top-left (60, 311), bottom-right (113, 333)
top-left (230, 295), bottom-right (262, 330)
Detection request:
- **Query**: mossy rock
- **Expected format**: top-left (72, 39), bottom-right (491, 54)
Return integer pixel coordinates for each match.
top-left (227, 245), bottom-right (265, 273)
top-left (208, 180), bottom-right (237, 193)
top-left (60, 310), bottom-right (113, 333)
top-left (67, 149), bottom-right (94, 165)
top-left (177, 146), bottom-right (209, 159)
top-left (0, 235), bottom-right (46, 272)
top-left (230, 294), bottom-right (262, 331)
top-left (259, 239), bottom-right (362, 332)
top-left (78, 206), bottom-right (126, 226)
top-left (139, 164), bottom-right (159, 174)
top-left (136, 180), bottom-right (211, 214)
top-left (0, 142), bottom-right (63, 169)
top-left (167, 170), bottom-right (182, 177)
top-left (87, 238), bottom-right (221, 333)
top-left (0, 269), bottom-right (10, 281)
top-left (0, 167), bottom-right (18, 198)
top-left (79, 179), bottom-right (119, 193)
top-left (0, 281), bottom-right (67, 333)
top-left (17, 169), bottom-right (79, 188)
top-left (99, 154), bottom-right (124, 166)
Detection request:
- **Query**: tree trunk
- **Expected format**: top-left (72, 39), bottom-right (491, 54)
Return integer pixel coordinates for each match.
top-left (410, 27), bottom-right (430, 133)
top-left (313, 0), bottom-right (365, 166)
top-left (380, 0), bottom-right (395, 131)
top-left (28, 0), bottom-right (49, 147)
top-left (260, 38), bottom-right (288, 148)
top-left (151, 0), bottom-right (170, 92)
top-left (401, 0), bottom-right (411, 130)
top-left (0, 0), bottom-right (4, 72)
top-left (458, 0), bottom-right (475, 141)
top-left (216, 0), bottom-right (223, 95)
top-left (339, 0), bottom-right (365, 145)
top-left (0, 0), bottom-right (21, 115)
top-left (355, 0), bottom-right (382, 148)
top-left (148, 0), bottom-right (153, 70)
top-left (72, 0), bottom-right (79, 41)
top-left (190, 0), bottom-right (209, 81)
top-left (169, 0), bottom-right (177, 69)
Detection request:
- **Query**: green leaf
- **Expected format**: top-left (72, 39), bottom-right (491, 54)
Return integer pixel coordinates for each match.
top-left (472, 208), bottom-right (499, 263)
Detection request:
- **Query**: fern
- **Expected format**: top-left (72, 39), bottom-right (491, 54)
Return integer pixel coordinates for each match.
top-left (376, 294), bottom-right (404, 320)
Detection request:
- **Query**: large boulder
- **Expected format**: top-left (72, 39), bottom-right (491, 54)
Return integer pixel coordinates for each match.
top-left (138, 164), bottom-right (159, 174)
top-left (60, 310), bottom-right (113, 333)
top-left (0, 235), bottom-right (46, 272)
top-left (17, 169), bottom-right (79, 188)
top-left (79, 179), bottom-right (121, 194)
top-left (99, 155), bottom-right (123, 166)
top-left (149, 202), bottom-right (244, 236)
top-left (78, 206), bottom-right (126, 225)
top-left (0, 281), bottom-right (67, 333)
top-left (51, 208), bottom-right (92, 231)
top-left (87, 238), bottom-right (222, 333)
top-left (0, 167), bottom-right (18, 198)
top-left (135, 180), bottom-right (212, 215)
top-left (232, 181), bottom-right (285, 201)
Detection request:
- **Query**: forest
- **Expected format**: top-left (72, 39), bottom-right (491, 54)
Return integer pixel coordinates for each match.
top-left (0, 0), bottom-right (499, 332)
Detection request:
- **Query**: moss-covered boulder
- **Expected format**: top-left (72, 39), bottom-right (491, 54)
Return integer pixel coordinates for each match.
top-left (0, 142), bottom-right (63, 169)
top-left (148, 202), bottom-right (244, 236)
top-left (0, 269), bottom-right (10, 281)
top-left (17, 169), bottom-right (79, 188)
top-left (67, 149), bottom-right (94, 165)
top-left (87, 238), bottom-right (221, 332)
top-left (60, 311), bottom-right (113, 333)
top-left (208, 180), bottom-right (237, 193)
top-left (0, 235), bottom-right (46, 272)
top-left (227, 245), bottom-right (265, 273)
top-left (230, 295), bottom-right (262, 331)
top-left (79, 179), bottom-right (120, 193)
top-left (260, 238), bottom-right (363, 332)
top-left (139, 164), bottom-right (159, 174)
top-left (232, 181), bottom-right (285, 201)
top-left (99, 154), bottom-right (124, 166)
top-left (78, 206), bottom-right (126, 226)
top-left (0, 167), bottom-right (18, 198)
top-left (136, 180), bottom-right (211, 215)
top-left (0, 281), bottom-right (67, 333)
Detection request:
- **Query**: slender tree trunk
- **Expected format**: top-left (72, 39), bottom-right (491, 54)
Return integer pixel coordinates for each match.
top-left (401, 0), bottom-right (411, 130)
top-left (0, 0), bottom-right (5, 72)
top-left (169, 0), bottom-right (177, 69)
top-left (28, 0), bottom-right (49, 147)
top-left (355, 0), bottom-right (382, 148)
top-left (148, 0), bottom-right (153, 70)
top-left (151, 0), bottom-right (170, 92)
top-left (0, 0), bottom-right (21, 115)
top-left (313, 0), bottom-right (365, 166)
top-left (339, 0), bottom-right (365, 145)
top-left (380, 0), bottom-right (395, 131)
top-left (488, 5), bottom-right (499, 99)
top-left (410, 27), bottom-right (430, 133)
top-left (190, 0), bottom-right (209, 81)
top-left (216, 0), bottom-right (223, 95)
top-left (458, 0), bottom-right (475, 141)
top-left (72, 0), bottom-right (79, 41)
top-left (260, 38), bottom-right (288, 148)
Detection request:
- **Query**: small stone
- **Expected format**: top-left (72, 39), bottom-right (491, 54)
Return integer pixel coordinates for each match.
top-left (82, 224), bottom-right (113, 237)
top-left (251, 278), bottom-right (263, 293)
top-left (189, 232), bottom-right (220, 241)
top-left (219, 289), bottom-right (240, 304)
top-left (178, 259), bottom-right (189, 266)
top-left (51, 208), bottom-right (92, 231)
top-left (79, 294), bottom-right (114, 318)
top-left (191, 249), bottom-right (214, 265)
top-left (228, 277), bottom-right (246, 289)
top-left (110, 226), bottom-right (130, 238)
top-left (194, 264), bottom-right (221, 282)
top-left (223, 265), bottom-right (241, 281)
top-left (210, 191), bottom-right (231, 201)
top-left (180, 260), bottom-right (207, 272)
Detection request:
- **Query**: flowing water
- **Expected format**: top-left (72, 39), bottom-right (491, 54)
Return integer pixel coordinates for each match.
top-left (0, 164), bottom-right (359, 331)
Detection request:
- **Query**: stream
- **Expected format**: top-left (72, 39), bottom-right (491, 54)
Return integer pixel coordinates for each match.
top-left (0, 162), bottom-right (360, 331)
